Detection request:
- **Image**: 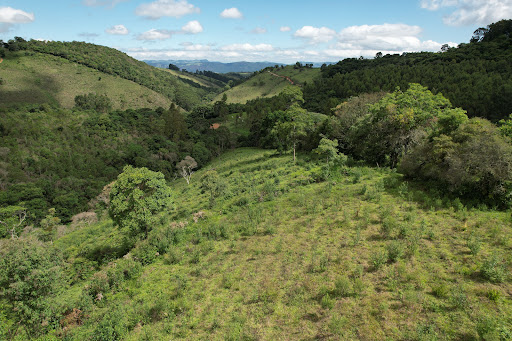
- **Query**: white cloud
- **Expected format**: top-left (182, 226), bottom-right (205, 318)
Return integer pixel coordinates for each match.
top-left (181, 43), bottom-right (211, 51)
top-left (0, 6), bottom-right (34, 23)
top-left (136, 0), bottom-right (200, 19)
top-left (280, 26), bottom-right (291, 32)
top-left (333, 23), bottom-right (452, 57)
top-left (294, 26), bottom-right (337, 44)
top-left (137, 29), bottom-right (174, 40)
top-left (221, 43), bottom-right (273, 52)
top-left (251, 27), bottom-right (267, 34)
top-left (220, 8), bottom-right (243, 19)
top-left (181, 20), bottom-right (203, 34)
top-left (82, 0), bottom-right (128, 8)
top-left (105, 24), bottom-right (129, 35)
top-left (420, 0), bottom-right (512, 26)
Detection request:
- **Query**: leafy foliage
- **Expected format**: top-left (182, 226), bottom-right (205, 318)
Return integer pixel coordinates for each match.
top-left (0, 237), bottom-right (64, 337)
top-left (305, 20), bottom-right (512, 120)
top-left (109, 166), bottom-right (172, 238)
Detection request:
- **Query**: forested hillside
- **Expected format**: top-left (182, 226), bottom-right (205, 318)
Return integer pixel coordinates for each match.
top-left (304, 20), bottom-right (512, 120)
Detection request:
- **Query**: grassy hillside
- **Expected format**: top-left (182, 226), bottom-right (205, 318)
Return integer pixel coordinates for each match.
top-left (2, 39), bottom-right (210, 110)
top-left (0, 51), bottom-right (172, 110)
top-left (11, 148), bottom-right (511, 340)
top-left (164, 69), bottom-right (219, 88)
top-left (217, 65), bottom-right (320, 104)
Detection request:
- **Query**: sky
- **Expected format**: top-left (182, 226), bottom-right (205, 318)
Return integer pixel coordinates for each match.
top-left (1, 0), bottom-right (511, 63)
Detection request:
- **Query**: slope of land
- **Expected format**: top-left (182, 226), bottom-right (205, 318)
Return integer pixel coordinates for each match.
top-left (0, 51), bottom-right (172, 110)
top-left (4, 39), bottom-right (210, 110)
top-left (12, 147), bottom-right (511, 340)
top-left (216, 65), bottom-right (320, 103)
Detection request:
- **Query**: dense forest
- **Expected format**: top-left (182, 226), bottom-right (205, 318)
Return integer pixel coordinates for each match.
top-left (304, 20), bottom-right (512, 121)
top-left (1, 19), bottom-right (512, 341)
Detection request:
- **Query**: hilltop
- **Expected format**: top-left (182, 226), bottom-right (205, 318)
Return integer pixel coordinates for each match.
top-left (0, 39), bottom-right (211, 110)
top-left (216, 64), bottom-right (320, 103)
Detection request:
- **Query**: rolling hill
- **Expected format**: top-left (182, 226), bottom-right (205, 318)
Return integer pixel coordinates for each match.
top-left (0, 51), bottom-right (172, 110)
top-left (216, 65), bottom-right (321, 104)
top-left (0, 39), bottom-right (211, 110)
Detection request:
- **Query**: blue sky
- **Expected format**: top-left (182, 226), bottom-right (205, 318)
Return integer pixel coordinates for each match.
top-left (1, 0), bottom-right (511, 63)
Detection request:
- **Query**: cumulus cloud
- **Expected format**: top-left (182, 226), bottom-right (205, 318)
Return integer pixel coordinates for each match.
top-left (280, 26), bottom-right (291, 32)
top-left (221, 43), bottom-right (273, 52)
top-left (137, 29), bottom-right (174, 40)
top-left (294, 26), bottom-right (337, 44)
top-left (136, 0), bottom-right (200, 19)
top-left (181, 20), bottom-right (203, 34)
top-left (331, 23), bottom-right (452, 57)
top-left (82, 0), bottom-right (128, 8)
top-left (220, 8), bottom-right (243, 19)
top-left (0, 6), bottom-right (34, 23)
top-left (420, 0), bottom-right (512, 26)
top-left (251, 27), bottom-right (267, 34)
top-left (105, 24), bottom-right (129, 35)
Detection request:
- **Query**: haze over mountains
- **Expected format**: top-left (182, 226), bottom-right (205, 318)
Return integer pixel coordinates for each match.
top-left (144, 60), bottom-right (331, 73)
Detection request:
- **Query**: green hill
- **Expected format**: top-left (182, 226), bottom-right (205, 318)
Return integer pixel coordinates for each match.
top-left (304, 20), bottom-right (512, 119)
top-left (217, 65), bottom-right (320, 104)
top-left (0, 51), bottom-right (172, 110)
top-left (1, 39), bottom-right (211, 110)
top-left (2, 148), bottom-right (511, 340)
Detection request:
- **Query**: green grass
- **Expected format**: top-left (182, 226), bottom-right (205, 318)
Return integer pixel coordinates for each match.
top-left (0, 51), bottom-right (173, 110)
top-left (42, 148), bottom-right (512, 340)
top-left (164, 69), bottom-right (220, 88)
top-left (216, 66), bottom-right (320, 104)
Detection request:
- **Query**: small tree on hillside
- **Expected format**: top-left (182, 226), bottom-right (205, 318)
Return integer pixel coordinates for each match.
top-left (0, 205), bottom-right (26, 239)
top-left (109, 166), bottom-right (172, 238)
top-left (200, 170), bottom-right (227, 208)
top-left (176, 156), bottom-right (197, 185)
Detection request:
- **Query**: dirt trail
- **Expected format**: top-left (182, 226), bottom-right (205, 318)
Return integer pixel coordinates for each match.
top-left (267, 71), bottom-right (299, 86)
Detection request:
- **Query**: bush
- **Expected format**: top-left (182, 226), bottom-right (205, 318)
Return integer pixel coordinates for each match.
top-left (481, 253), bottom-right (507, 283)
top-left (401, 118), bottom-right (512, 207)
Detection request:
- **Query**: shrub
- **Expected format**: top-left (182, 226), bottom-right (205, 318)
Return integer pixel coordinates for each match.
top-left (370, 249), bottom-right (388, 270)
top-left (333, 275), bottom-right (352, 298)
top-left (386, 241), bottom-right (405, 262)
top-left (481, 253), bottom-right (507, 283)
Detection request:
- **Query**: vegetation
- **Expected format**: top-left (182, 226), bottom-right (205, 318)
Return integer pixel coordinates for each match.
top-left (2, 19), bottom-right (512, 340)
top-left (304, 19), bottom-right (512, 120)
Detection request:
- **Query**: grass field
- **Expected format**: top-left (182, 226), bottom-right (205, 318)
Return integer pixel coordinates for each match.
top-left (216, 66), bottom-right (321, 104)
top-left (0, 51), bottom-right (173, 110)
top-left (163, 69), bottom-right (220, 88)
top-left (51, 148), bottom-right (512, 340)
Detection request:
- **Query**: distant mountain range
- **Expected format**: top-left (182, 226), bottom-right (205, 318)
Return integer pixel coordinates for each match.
top-left (144, 60), bottom-right (333, 73)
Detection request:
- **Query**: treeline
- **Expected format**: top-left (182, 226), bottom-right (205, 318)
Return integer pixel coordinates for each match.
top-left (0, 98), bottom-right (239, 226)
top-left (304, 20), bottom-right (512, 121)
top-left (1, 38), bottom-right (205, 110)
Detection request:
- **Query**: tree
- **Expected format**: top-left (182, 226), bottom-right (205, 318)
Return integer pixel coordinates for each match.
top-left (271, 106), bottom-right (310, 162)
top-left (400, 118), bottom-right (512, 207)
top-left (0, 237), bottom-right (64, 338)
top-left (0, 205), bottom-right (26, 239)
top-left (200, 170), bottom-right (227, 208)
top-left (176, 156), bottom-right (197, 185)
top-left (314, 137), bottom-right (347, 179)
top-left (109, 166), bottom-right (172, 238)
top-left (168, 63), bottom-right (180, 71)
top-left (39, 208), bottom-right (61, 241)
top-left (350, 83), bottom-right (465, 167)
